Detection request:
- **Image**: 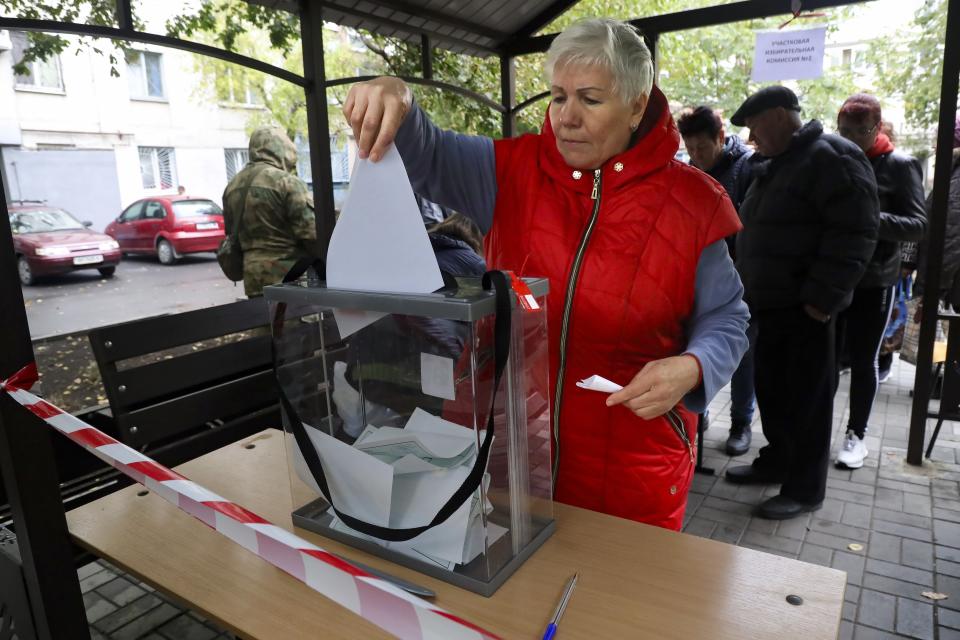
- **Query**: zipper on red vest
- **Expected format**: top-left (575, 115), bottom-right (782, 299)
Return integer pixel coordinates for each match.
top-left (666, 408), bottom-right (695, 465)
top-left (552, 168), bottom-right (603, 484)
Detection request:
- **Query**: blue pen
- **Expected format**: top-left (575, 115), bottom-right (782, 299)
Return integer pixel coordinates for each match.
top-left (542, 572), bottom-right (578, 640)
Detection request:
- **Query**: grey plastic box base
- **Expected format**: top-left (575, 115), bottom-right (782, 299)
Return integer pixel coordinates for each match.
top-left (292, 498), bottom-right (555, 597)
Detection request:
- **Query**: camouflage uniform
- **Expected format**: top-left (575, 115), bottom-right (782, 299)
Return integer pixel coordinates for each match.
top-left (222, 127), bottom-right (317, 297)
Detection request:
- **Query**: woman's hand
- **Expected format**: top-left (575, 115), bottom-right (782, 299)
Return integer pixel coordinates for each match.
top-left (606, 355), bottom-right (701, 420)
top-left (343, 77), bottom-right (412, 162)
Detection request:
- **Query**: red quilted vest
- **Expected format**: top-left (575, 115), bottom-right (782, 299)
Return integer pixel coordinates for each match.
top-left (486, 87), bottom-right (740, 530)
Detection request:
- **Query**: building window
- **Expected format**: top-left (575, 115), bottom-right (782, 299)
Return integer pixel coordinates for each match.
top-left (10, 31), bottom-right (63, 91)
top-left (842, 48), bottom-right (853, 67)
top-left (219, 68), bottom-right (263, 106)
top-left (224, 148), bottom-right (250, 180)
top-left (139, 147), bottom-right (177, 189)
top-left (127, 50), bottom-right (165, 99)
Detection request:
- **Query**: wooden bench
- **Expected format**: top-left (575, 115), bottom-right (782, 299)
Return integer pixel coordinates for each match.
top-left (87, 298), bottom-right (282, 468)
top-left (0, 298), bottom-right (343, 528)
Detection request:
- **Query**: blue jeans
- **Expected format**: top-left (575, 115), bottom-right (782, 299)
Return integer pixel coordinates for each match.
top-left (730, 319), bottom-right (758, 427)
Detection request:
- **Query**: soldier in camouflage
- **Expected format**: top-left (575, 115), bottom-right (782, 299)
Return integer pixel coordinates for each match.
top-left (222, 126), bottom-right (317, 297)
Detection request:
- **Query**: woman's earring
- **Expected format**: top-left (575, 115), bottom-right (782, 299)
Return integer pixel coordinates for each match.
top-left (630, 122), bottom-right (639, 132)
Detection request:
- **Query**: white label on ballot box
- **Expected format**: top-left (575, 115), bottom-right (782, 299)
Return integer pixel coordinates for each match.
top-left (420, 352), bottom-right (456, 401)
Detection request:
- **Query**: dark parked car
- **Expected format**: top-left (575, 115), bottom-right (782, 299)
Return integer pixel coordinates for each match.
top-left (104, 196), bottom-right (225, 265)
top-left (9, 203), bottom-right (122, 286)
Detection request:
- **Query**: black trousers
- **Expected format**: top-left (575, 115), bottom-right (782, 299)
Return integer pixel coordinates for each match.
top-left (836, 286), bottom-right (895, 437)
top-left (752, 306), bottom-right (836, 505)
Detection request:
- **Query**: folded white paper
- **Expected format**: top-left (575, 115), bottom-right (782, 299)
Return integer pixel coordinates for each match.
top-left (325, 143), bottom-right (444, 338)
top-left (290, 422), bottom-right (394, 527)
top-left (576, 374), bottom-right (623, 393)
top-left (296, 407), bottom-right (503, 567)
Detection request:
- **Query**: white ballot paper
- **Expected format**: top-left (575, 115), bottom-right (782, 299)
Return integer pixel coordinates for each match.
top-left (325, 143), bottom-right (444, 338)
top-left (290, 422), bottom-right (394, 526)
top-left (576, 374), bottom-right (623, 393)
top-left (295, 408), bottom-right (502, 567)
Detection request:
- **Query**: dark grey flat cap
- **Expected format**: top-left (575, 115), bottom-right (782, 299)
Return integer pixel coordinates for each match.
top-left (731, 86), bottom-right (801, 126)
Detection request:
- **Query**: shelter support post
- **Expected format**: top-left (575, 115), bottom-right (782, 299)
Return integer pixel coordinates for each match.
top-left (908, 0), bottom-right (960, 465)
top-left (300, 0), bottom-right (337, 259)
top-left (0, 174), bottom-right (89, 638)
top-left (501, 55), bottom-right (516, 138)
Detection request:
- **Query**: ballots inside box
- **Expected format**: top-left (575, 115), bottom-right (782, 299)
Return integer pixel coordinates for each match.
top-left (265, 276), bottom-right (555, 596)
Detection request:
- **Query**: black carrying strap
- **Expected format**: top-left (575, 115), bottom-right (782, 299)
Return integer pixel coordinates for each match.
top-left (283, 257), bottom-right (327, 283)
top-left (275, 270), bottom-right (513, 542)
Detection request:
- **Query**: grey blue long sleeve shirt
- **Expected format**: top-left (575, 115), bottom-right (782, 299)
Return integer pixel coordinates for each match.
top-left (394, 101), bottom-right (749, 413)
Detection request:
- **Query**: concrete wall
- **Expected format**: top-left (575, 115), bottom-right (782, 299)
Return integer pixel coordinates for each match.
top-left (1, 147), bottom-right (122, 231)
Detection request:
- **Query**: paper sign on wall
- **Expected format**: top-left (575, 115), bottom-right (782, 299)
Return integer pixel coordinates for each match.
top-left (751, 26), bottom-right (827, 82)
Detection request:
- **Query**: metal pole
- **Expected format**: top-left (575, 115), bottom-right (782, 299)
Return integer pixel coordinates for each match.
top-left (299, 0), bottom-right (336, 259)
top-left (11, 161), bottom-right (21, 201)
top-left (115, 0), bottom-right (133, 32)
top-left (647, 32), bottom-right (661, 82)
top-left (500, 55), bottom-right (515, 138)
top-left (0, 168), bottom-right (89, 636)
top-left (420, 34), bottom-right (433, 80)
top-left (908, 0), bottom-right (960, 464)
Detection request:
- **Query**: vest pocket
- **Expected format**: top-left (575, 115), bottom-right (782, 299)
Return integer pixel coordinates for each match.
top-left (666, 408), bottom-right (694, 464)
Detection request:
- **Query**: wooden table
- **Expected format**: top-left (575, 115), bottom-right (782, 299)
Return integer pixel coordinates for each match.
top-left (67, 430), bottom-right (846, 639)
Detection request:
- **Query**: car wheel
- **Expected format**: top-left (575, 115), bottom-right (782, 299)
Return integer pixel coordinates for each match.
top-left (98, 266), bottom-right (116, 278)
top-left (157, 239), bottom-right (177, 265)
top-left (17, 256), bottom-right (34, 286)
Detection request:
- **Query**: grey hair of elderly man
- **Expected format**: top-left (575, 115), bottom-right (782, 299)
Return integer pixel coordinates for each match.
top-left (544, 18), bottom-right (654, 106)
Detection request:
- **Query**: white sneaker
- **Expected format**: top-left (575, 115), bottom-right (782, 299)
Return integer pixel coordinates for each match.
top-left (836, 430), bottom-right (868, 469)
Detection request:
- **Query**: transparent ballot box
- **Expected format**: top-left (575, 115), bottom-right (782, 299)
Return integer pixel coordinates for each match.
top-left (264, 276), bottom-right (554, 596)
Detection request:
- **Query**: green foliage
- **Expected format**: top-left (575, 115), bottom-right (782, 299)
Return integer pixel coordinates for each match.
top-left (2, 0), bottom-right (934, 142)
top-left (865, 0), bottom-right (947, 132)
top-left (165, 1), bottom-right (299, 56)
top-left (0, 0), bottom-right (136, 77)
top-left (544, 0), bottom-right (859, 127)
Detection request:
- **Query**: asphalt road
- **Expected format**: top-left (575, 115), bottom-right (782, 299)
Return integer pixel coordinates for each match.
top-left (20, 253), bottom-right (243, 339)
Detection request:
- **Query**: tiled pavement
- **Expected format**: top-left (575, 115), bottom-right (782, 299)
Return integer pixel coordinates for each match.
top-left (81, 356), bottom-right (960, 639)
top-left (688, 356), bottom-right (960, 640)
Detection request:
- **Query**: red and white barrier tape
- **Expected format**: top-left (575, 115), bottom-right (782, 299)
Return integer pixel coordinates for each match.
top-left (1, 364), bottom-right (499, 640)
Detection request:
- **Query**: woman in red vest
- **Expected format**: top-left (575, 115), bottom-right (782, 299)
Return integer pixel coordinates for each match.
top-left (343, 18), bottom-right (749, 530)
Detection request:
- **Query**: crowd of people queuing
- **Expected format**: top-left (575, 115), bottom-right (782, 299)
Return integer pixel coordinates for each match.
top-left (225, 15), bottom-right (957, 529)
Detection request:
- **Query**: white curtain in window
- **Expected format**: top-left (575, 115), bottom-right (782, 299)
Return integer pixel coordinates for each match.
top-left (139, 147), bottom-right (177, 189)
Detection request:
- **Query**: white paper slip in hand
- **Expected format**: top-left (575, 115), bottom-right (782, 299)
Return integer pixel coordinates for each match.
top-left (575, 375), bottom-right (623, 393)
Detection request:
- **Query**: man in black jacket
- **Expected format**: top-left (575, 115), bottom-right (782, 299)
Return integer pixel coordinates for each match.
top-left (725, 86), bottom-right (880, 520)
top-left (678, 106), bottom-right (758, 456)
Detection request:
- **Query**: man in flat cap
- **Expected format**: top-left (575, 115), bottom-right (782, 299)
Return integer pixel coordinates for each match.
top-left (725, 86), bottom-right (879, 519)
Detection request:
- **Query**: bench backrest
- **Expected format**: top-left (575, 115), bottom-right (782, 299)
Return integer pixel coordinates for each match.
top-left (88, 298), bottom-right (280, 465)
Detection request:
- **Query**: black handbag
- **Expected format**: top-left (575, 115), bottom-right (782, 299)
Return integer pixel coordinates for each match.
top-left (217, 210), bottom-right (244, 282)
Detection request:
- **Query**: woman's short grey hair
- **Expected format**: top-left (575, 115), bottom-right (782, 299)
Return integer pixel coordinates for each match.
top-left (545, 18), bottom-right (654, 104)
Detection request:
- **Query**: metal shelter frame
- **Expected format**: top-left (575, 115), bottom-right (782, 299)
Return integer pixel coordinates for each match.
top-left (0, 0), bottom-right (957, 636)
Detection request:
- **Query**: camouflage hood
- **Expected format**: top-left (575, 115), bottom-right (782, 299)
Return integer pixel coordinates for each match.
top-left (248, 126), bottom-right (298, 173)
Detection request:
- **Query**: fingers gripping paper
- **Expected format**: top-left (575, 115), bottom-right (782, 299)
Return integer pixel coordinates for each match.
top-left (575, 375), bottom-right (623, 393)
top-left (327, 144), bottom-right (444, 337)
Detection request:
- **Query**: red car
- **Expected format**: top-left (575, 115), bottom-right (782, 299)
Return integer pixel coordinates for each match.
top-left (104, 196), bottom-right (225, 265)
top-left (9, 203), bottom-right (122, 286)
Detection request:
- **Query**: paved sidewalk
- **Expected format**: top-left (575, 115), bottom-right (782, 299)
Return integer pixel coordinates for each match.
top-left (689, 357), bottom-right (960, 640)
top-left (81, 357), bottom-right (960, 639)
